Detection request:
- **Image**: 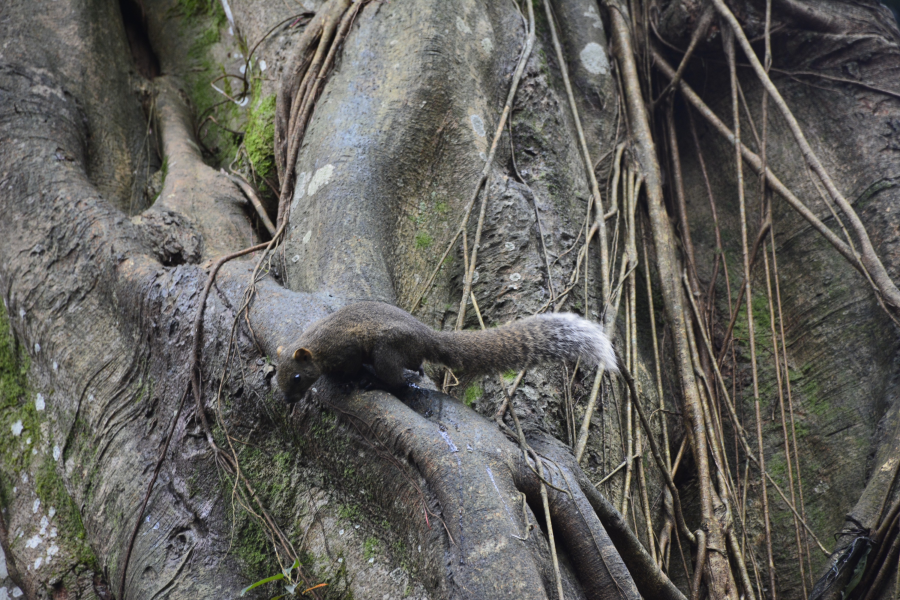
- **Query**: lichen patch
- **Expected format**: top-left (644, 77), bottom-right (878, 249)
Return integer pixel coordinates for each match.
top-left (455, 17), bottom-right (472, 35)
top-left (470, 114), bottom-right (486, 137)
top-left (579, 42), bottom-right (609, 75)
top-left (307, 164), bottom-right (334, 197)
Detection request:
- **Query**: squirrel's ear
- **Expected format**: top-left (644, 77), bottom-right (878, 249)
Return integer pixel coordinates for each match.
top-left (293, 348), bottom-right (313, 362)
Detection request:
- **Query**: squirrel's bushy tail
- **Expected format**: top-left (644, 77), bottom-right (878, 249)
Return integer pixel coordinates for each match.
top-left (433, 313), bottom-right (617, 375)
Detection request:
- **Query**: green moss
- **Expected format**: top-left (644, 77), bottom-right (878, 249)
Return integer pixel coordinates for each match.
top-left (501, 370), bottom-right (517, 383)
top-left (463, 384), bottom-right (483, 407)
top-left (151, 157), bottom-right (169, 204)
top-left (415, 232), bottom-right (434, 249)
top-left (338, 504), bottom-right (360, 521)
top-left (435, 202), bottom-right (449, 214)
top-left (798, 366), bottom-right (828, 416)
top-left (224, 441), bottom-right (304, 581)
top-left (233, 510), bottom-right (272, 579)
top-left (766, 453), bottom-right (787, 487)
top-left (273, 450), bottom-right (291, 470)
top-left (730, 291), bottom-right (773, 355)
top-left (0, 304), bottom-right (29, 408)
top-left (244, 93), bottom-right (277, 187)
top-left (176, 0), bottom-right (240, 166)
top-left (0, 302), bottom-right (40, 473)
top-left (325, 557), bottom-right (354, 599)
top-left (134, 377), bottom-right (153, 407)
top-left (312, 409), bottom-right (340, 442)
top-left (363, 537), bottom-right (380, 561)
top-left (175, 0), bottom-right (226, 25)
top-left (793, 421), bottom-right (810, 439)
top-left (34, 459), bottom-right (99, 569)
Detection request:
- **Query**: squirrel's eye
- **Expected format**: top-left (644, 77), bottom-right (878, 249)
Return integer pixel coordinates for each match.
top-left (294, 374), bottom-right (301, 380)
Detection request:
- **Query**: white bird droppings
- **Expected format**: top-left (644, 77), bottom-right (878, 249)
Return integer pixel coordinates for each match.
top-left (470, 115), bottom-right (486, 137)
top-left (510, 273), bottom-right (522, 282)
top-left (53, 446), bottom-right (61, 462)
top-left (33, 558), bottom-right (42, 570)
top-left (302, 230), bottom-right (313, 244)
top-left (49, 507), bottom-right (56, 518)
top-left (35, 394), bottom-right (45, 411)
top-left (259, 59), bottom-right (267, 71)
top-left (306, 164), bottom-right (334, 197)
top-left (10, 421), bottom-right (23, 436)
top-left (33, 343), bottom-right (40, 353)
top-left (580, 42), bottom-right (609, 75)
top-left (291, 255), bottom-right (301, 263)
top-left (25, 535), bottom-right (41, 549)
top-left (481, 38), bottom-right (493, 52)
top-left (32, 499), bottom-right (40, 514)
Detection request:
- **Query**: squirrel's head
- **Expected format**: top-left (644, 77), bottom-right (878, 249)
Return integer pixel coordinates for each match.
top-left (276, 346), bottom-right (321, 403)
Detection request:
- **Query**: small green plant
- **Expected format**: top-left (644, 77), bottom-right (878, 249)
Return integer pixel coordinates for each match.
top-left (338, 504), bottom-right (360, 521)
top-left (363, 537), bottom-right (380, 561)
top-left (415, 232), bottom-right (433, 249)
top-left (501, 370), bottom-right (517, 382)
top-left (240, 558), bottom-right (327, 599)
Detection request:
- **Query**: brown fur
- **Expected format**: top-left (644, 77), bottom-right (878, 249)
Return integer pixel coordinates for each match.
top-left (276, 301), bottom-right (616, 403)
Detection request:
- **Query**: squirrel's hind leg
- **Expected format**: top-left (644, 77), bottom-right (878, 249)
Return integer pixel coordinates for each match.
top-left (371, 346), bottom-right (409, 390)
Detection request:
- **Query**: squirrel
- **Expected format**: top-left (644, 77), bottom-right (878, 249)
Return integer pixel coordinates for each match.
top-left (276, 301), bottom-right (617, 403)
